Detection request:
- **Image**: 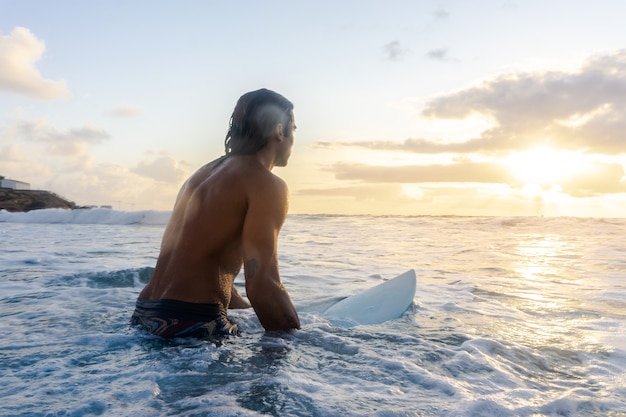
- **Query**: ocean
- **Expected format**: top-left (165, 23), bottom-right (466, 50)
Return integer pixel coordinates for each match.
top-left (1, 209), bottom-right (625, 417)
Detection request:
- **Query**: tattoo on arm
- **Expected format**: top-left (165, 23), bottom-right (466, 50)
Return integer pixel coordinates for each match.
top-left (244, 259), bottom-right (258, 280)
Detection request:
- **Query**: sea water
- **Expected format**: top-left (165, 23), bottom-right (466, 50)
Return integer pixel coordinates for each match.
top-left (1, 209), bottom-right (625, 417)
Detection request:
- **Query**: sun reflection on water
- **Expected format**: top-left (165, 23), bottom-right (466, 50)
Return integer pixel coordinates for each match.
top-left (487, 232), bottom-right (602, 353)
top-left (514, 234), bottom-right (567, 280)
top-left (510, 235), bottom-right (571, 312)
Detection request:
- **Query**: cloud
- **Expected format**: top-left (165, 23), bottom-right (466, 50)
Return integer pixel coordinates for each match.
top-left (560, 161), bottom-right (626, 197)
top-left (0, 27), bottom-right (69, 99)
top-left (107, 105), bottom-right (143, 118)
top-left (132, 154), bottom-right (189, 183)
top-left (310, 51), bottom-right (626, 203)
top-left (28, 161), bottom-right (183, 210)
top-left (0, 143), bottom-right (186, 209)
top-left (316, 138), bottom-right (482, 154)
top-left (330, 161), bottom-right (515, 184)
top-left (291, 183), bottom-right (420, 215)
top-left (382, 41), bottom-right (406, 61)
top-left (321, 50), bottom-right (626, 156)
top-left (325, 160), bottom-right (626, 197)
top-left (10, 119), bottom-right (110, 156)
top-left (0, 118), bottom-right (185, 209)
top-left (434, 8), bottom-right (450, 20)
top-left (0, 143), bottom-right (24, 162)
top-left (426, 48), bottom-right (450, 61)
top-left (296, 183), bottom-right (408, 201)
top-left (421, 49), bottom-right (626, 154)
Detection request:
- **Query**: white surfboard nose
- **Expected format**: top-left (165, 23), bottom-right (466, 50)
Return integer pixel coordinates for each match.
top-left (323, 269), bottom-right (416, 326)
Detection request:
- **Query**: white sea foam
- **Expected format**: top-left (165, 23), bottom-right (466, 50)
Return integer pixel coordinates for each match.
top-left (0, 207), bottom-right (171, 225)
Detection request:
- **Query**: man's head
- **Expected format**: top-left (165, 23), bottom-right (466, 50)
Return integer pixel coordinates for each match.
top-left (224, 89), bottom-right (295, 161)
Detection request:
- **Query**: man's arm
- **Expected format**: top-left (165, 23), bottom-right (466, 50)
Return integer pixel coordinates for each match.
top-left (242, 176), bottom-right (300, 331)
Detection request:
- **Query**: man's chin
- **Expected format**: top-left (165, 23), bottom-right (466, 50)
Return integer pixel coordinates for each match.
top-left (275, 155), bottom-right (290, 167)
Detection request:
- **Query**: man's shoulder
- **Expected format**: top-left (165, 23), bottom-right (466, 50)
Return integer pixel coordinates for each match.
top-left (247, 168), bottom-right (287, 195)
top-left (233, 161), bottom-right (287, 201)
top-left (194, 155), bottom-right (286, 194)
top-left (231, 158), bottom-right (286, 186)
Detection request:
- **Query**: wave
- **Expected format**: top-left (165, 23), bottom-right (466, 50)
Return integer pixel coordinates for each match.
top-left (54, 267), bottom-right (155, 289)
top-left (0, 208), bottom-right (171, 225)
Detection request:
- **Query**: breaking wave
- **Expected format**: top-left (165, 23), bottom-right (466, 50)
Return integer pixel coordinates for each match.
top-left (0, 208), bottom-right (171, 225)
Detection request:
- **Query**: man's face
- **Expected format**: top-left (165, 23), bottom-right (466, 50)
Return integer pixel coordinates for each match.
top-left (275, 112), bottom-right (295, 167)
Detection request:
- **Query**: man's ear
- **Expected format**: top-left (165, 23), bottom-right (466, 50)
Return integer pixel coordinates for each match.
top-left (275, 123), bottom-right (285, 142)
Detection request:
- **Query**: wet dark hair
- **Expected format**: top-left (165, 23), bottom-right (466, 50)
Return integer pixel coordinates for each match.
top-left (224, 88), bottom-right (294, 155)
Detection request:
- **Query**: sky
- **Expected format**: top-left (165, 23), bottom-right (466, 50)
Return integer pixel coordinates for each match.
top-left (1, 0), bottom-right (626, 217)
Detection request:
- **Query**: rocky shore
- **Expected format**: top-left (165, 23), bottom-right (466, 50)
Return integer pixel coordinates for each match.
top-left (0, 189), bottom-right (76, 212)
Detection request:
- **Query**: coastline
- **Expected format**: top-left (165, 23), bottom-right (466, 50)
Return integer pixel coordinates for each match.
top-left (0, 188), bottom-right (76, 212)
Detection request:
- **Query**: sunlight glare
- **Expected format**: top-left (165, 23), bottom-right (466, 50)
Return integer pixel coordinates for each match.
top-left (401, 184), bottom-right (425, 200)
top-left (506, 147), bottom-right (585, 185)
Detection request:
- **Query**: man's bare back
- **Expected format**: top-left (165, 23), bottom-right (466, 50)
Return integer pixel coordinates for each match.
top-left (132, 89), bottom-right (300, 337)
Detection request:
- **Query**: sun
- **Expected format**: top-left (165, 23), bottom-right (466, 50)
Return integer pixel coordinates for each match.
top-left (505, 146), bottom-right (585, 186)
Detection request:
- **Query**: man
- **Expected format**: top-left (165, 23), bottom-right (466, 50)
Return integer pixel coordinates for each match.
top-left (131, 88), bottom-right (300, 340)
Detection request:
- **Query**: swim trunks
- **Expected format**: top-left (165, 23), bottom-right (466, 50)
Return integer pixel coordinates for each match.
top-left (131, 298), bottom-right (239, 340)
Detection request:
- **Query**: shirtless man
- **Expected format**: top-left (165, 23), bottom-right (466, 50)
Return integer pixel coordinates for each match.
top-left (131, 89), bottom-right (300, 339)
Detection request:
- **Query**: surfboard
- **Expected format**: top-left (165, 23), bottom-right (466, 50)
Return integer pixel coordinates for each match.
top-left (322, 269), bottom-right (416, 326)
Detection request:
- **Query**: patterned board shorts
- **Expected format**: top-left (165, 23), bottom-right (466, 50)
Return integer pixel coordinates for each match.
top-left (131, 298), bottom-right (239, 340)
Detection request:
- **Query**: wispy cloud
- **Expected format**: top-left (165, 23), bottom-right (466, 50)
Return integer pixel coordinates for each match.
top-left (433, 8), bottom-right (450, 20)
top-left (560, 161), bottom-right (626, 197)
top-left (132, 154), bottom-right (189, 184)
top-left (0, 27), bottom-right (70, 99)
top-left (329, 161), bottom-right (515, 184)
top-left (0, 117), bottom-right (186, 206)
top-left (326, 160), bottom-right (626, 197)
top-left (382, 41), bottom-right (406, 61)
top-left (0, 142), bottom-right (23, 160)
top-left (107, 105), bottom-right (143, 118)
top-left (426, 48), bottom-right (451, 61)
top-left (296, 183), bottom-right (408, 201)
top-left (7, 119), bottom-right (110, 156)
top-left (315, 138), bottom-right (483, 154)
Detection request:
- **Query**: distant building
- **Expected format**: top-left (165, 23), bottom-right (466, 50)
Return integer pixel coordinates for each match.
top-left (0, 179), bottom-right (30, 190)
